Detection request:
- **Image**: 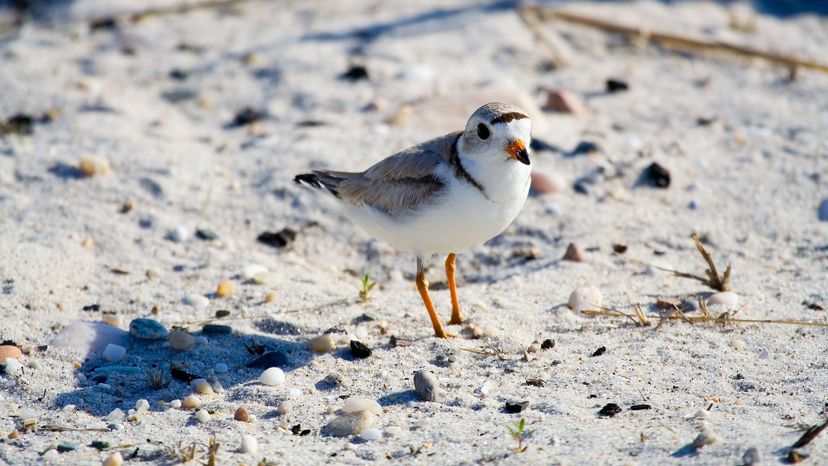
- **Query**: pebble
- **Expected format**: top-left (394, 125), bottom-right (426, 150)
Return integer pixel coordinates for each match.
top-left (247, 351), bottom-right (289, 368)
top-left (543, 89), bottom-right (584, 114)
top-left (541, 339), bottom-right (555, 350)
top-left (707, 291), bottom-right (739, 309)
top-left (169, 331), bottom-right (195, 351)
top-left (478, 381), bottom-right (492, 396)
top-left (102, 344), bottom-right (126, 362)
top-left (731, 338), bottom-right (747, 351)
top-left (181, 294), bottom-right (209, 308)
top-left (242, 264), bottom-right (269, 280)
top-left (3, 357), bottom-right (23, 376)
top-left (322, 410), bottom-right (376, 437)
top-left (181, 395), bottom-right (201, 410)
top-left (692, 430), bottom-right (718, 448)
top-left (264, 291), bottom-right (278, 303)
top-left (234, 406), bottom-right (250, 422)
top-left (819, 198), bottom-right (828, 221)
top-left (288, 387), bottom-right (302, 399)
top-left (320, 372), bottom-right (351, 389)
top-left (308, 334), bottom-right (335, 353)
top-left (350, 340), bottom-right (372, 358)
top-left (135, 399), bottom-right (149, 412)
top-left (239, 434), bottom-right (258, 454)
top-left (568, 287), bottom-right (602, 313)
top-left (51, 321), bottom-right (130, 355)
top-left (167, 226), bottom-right (189, 243)
top-left (530, 171), bottom-right (566, 194)
top-left (360, 428), bottom-right (382, 441)
top-left (259, 367), bottom-right (285, 386)
top-left (504, 401), bottom-right (529, 413)
top-left (413, 370), bottom-right (439, 401)
top-left (0, 345), bottom-right (22, 361)
top-left (562, 243), bottom-right (584, 262)
top-left (343, 398), bottom-right (383, 416)
top-left (42, 449), bottom-right (60, 462)
top-left (129, 318), bottom-right (169, 340)
top-left (214, 363), bottom-right (229, 374)
top-left (645, 162), bottom-right (671, 188)
top-left (194, 380), bottom-right (214, 394)
top-left (195, 409), bottom-right (211, 423)
top-left (606, 78), bottom-right (629, 93)
top-left (77, 156), bottom-right (111, 177)
top-left (106, 408), bottom-right (125, 421)
top-left (277, 401), bottom-right (292, 415)
top-left (108, 422), bottom-right (124, 431)
top-left (169, 400), bottom-right (182, 409)
top-left (216, 280), bottom-right (234, 297)
top-left (103, 452), bottom-right (123, 466)
top-left (742, 447), bottom-right (761, 465)
top-left (202, 324), bottom-right (232, 335)
top-left (598, 403), bottom-right (622, 417)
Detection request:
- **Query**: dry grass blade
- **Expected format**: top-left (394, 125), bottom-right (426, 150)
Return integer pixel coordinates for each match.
top-left (791, 419), bottom-right (828, 449)
top-left (204, 435), bottom-right (219, 466)
top-left (582, 309), bottom-right (828, 328)
top-left (633, 304), bottom-right (651, 327)
top-left (39, 424), bottom-right (109, 432)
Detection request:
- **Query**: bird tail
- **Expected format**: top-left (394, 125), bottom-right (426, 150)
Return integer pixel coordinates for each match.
top-left (294, 170), bottom-right (350, 198)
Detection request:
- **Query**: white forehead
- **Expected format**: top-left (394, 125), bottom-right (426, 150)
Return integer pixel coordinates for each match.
top-left (494, 118), bottom-right (531, 138)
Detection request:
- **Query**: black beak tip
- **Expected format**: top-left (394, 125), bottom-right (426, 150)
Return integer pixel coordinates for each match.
top-left (517, 149), bottom-right (530, 165)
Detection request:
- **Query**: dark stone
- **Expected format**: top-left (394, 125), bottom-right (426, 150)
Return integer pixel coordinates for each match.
top-left (246, 351), bottom-right (289, 369)
top-left (195, 229), bottom-right (219, 240)
top-left (591, 346), bottom-right (607, 357)
top-left (567, 140), bottom-right (603, 157)
top-left (202, 324), bottom-right (232, 335)
top-left (290, 424), bottom-right (311, 436)
top-left (541, 339), bottom-right (555, 350)
top-left (598, 403), bottom-right (622, 417)
top-left (646, 162), bottom-right (671, 188)
top-left (89, 17), bottom-right (118, 32)
top-left (257, 228), bottom-right (297, 249)
top-left (339, 65), bottom-right (369, 82)
top-left (612, 244), bottom-right (628, 254)
top-left (630, 404), bottom-right (652, 410)
top-left (169, 69), bottom-right (189, 80)
top-left (504, 401), bottom-right (529, 413)
top-left (230, 107), bottom-right (265, 127)
top-left (606, 78), bottom-right (629, 93)
top-left (350, 340), bottom-right (372, 358)
top-left (1, 114), bottom-right (34, 135)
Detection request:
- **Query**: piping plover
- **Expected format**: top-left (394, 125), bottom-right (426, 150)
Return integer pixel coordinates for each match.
top-left (295, 102), bottom-right (532, 338)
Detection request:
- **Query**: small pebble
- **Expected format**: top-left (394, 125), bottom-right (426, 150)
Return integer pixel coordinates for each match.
top-left (195, 336), bottom-right (208, 346)
top-left (591, 346), bottom-right (607, 357)
top-left (708, 291), bottom-right (739, 309)
top-left (413, 370), bottom-right (439, 401)
top-left (181, 395), bottom-right (201, 410)
top-left (8, 430), bottom-right (19, 439)
top-left (216, 280), bottom-right (234, 297)
top-left (202, 324), bottom-right (232, 335)
top-left (264, 291), bottom-right (278, 303)
top-left (170, 331), bottom-right (195, 351)
top-left (57, 442), bottom-right (77, 452)
top-left (530, 171), bottom-right (566, 194)
top-left (259, 367), bottom-right (285, 386)
top-left (105, 408), bottom-right (125, 421)
top-left (239, 434), bottom-right (258, 454)
top-left (322, 410), bottom-right (376, 437)
top-left (742, 447), bottom-right (761, 465)
top-left (195, 409), bottom-right (211, 423)
top-left (478, 381), bottom-right (492, 396)
top-left (167, 226), bottom-right (189, 243)
top-left (181, 294), bottom-right (209, 308)
top-left (350, 340), bottom-right (372, 358)
top-left (77, 156), bottom-right (111, 176)
top-left (692, 430), bottom-right (718, 448)
top-left (360, 428), bottom-right (382, 442)
top-left (241, 264), bottom-right (268, 280)
top-left (562, 243), bottom-right (584, 262)
top-left (42, 449), bottom-right (60, 462)
top-left (107, 422), bottom-right (124, 431)
top-left (308, 334), bottom-right (336, 353)
top-left (102, 344), bottom-right (126, 362)
top-left (234, 406), bottom-right (250, 422)
top-left (0, 345), bottom-right (23, 361)
top-left (343, 398), bottom-right (383, 416)
top-left (320, 372), bottom-right (352, 388)
top-left (731, 338), bottom-right (746, 351)
top-left (504, 401), bottom-right (529, 413)
top-left (630, 404), bottom-right (651, 410)
top-left (541, 339), bottom-right (555, 350)
top-left (129, 318), bottom-right (169, 340)
top-left (194, 380), bottom-right (213, 394)
top-left (103, 452), bottom-right (123, 466)
top-left (135, 399), bottom-right (149, 412)
top-left (819, 198), bottom-right (828, 222)
top-left (288, 387), bottom-right (302, 399)
top-left (214, 363), bottom-right (228, 374)
top-left (169, 400), bottom-right (182, 409)
top-left (277, 401), bottom-right (292, 415)
top-left (598, 403), bottom-right (622, 417)
top-left (645, 162), bottom-right (670, 188)
top-left (606, 78), bottom-right (629, 93)
top-left (101, 314), bottom-right (120, 327)
top-left (568, 287), bottom-right (602, 313)
top-left (543, 89), bottom-right (584, 114)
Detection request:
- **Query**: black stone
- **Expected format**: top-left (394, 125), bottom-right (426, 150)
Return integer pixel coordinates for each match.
top-left (350, 340), bottom-right (372, 358)
top-left (246, 351), bottom-right (290, 368)
top-left (630, 404), bottom-right (652, 410)
top-left (504, 401), bottom-right (529, 413)
top-left (541, 339), bottom-right (555, 350)
top-left (230, 107), bottom-right (266, 127)
top-left (257, 228), bottom-right (297, 249)
top-left (606, 78), bottom-right (629, 93)
top-left (568, 140), bottom-right (603, 157)
top-left (598, 403), bottom-right (622, 417)
top-left (339, 65), bottom-right (369, 82)
top-left (1, 114), bottom-right (35, 135)
top-left (591, 346), bottom-right (607, 357)
top-left (202, 324), bottom-right (232, 335)
top-left (646, 162), bottom-right (671, 188)
top-left (169, 69), bottom-right (189, 80)
top-left (195, 228), bottom-right (219, 241)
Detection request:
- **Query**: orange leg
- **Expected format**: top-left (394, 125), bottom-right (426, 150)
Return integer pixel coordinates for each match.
top-left (416, 258), bottom-right (452, 338)
top-left (446, 253), bottom-right (463, 325)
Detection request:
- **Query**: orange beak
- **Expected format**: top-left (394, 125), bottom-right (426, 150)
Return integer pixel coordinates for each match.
top-left (505, 139), bottom-right (530, 165)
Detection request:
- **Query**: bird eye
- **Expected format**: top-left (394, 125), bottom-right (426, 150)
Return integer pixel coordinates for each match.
top-left (476, 123), bottom-right (490, 140)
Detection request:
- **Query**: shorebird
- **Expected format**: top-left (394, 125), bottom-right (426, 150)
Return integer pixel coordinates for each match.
top-left (295, 102), bottom-right (532, 338)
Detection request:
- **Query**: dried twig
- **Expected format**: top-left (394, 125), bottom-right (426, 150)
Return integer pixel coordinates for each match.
top-left (526, 6), bottom-right (828, 75)
top-left (621, 235), bottom-right (731, 291)
top-left (39, 424), bottom-right (109, 432)
top-left (792, 419), bottom-right (828, 449)
top-left (582, 309), bottom-right (828, 328)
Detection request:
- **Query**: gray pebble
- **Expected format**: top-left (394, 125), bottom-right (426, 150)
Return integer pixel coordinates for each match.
top-left (202, 324), bottom-right (232, 335)
top-left (321, 410), bottom-right (376, 437)
top-left (742, 447), bottom-right (761, 465)
top-left (319, 372), bottom-right (351, 389)
top-left (414, 370), bottom-right (439, 402)
top-left (129, 318), bottom-right (169, 340)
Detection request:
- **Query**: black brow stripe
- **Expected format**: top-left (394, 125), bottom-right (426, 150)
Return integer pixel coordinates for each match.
top-left (490, 112), bottom-right (528, 124)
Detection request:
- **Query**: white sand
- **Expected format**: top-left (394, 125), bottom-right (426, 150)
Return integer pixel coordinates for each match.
top-left (1, 0), bottom-right (827, 464)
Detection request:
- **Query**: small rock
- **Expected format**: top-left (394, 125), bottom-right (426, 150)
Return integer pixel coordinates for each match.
top-left (259, 367), bottom-right (285, 386)
top-left (0, 345), bottom-right (23, 361)
top-left (194, 380), bottom-right (213, 395)
top-left (102, 344), bottom-right (126, 362)
top-left (257, 228), bottom-right (297, 249)
top-left (541, 339), bottom-right (555, 350)
top-left (57, 442), bottom-right (77, 452)
top-left (692, 430), bottom-right (718, 448)
top-left (591, 346), bottom-right (607, 357)
top-left (645, 162), bottom-right (670, 188)
top-left (246, 351), bottom-right (289, 368)
top-left (339, 65), bottom-right (369, 82)
top-left (241, 264), bottom-right (269, 280)
top-left (598, 403), bottom-right (622, 417)
top-left (708, 291), bottom-right (739, 309)
top-left (230, 107), bottom-right (265, 127)
top-left (413, 370), bottom-right (439, 402)
top-left (105, 408), bottom-right (125, 421)
top-left (630, 404), bottom-right (651, 410)
top-left (264, 291), bottom-right (278, 303)
top-left (543, 89), bottom-right (584, 114)
top-left (129, 318), bottom-right (169, 340)
top-left (239, 434), bottom-right (258, 454)
top-left (568, 141), bottom-right (603, 157)
top-left (562, 243), bottom-right (584, 262)
top-left (77, 156), bottom-right (111, 177)
top-left (216, 280), bottom-right (234, 297)
top-left (194, 228), bottom-right (218, 240)
top-left (320, 372), bottom-right (351, 389)
top-left (135, 399), bottom-right (149, 412)
top-left (51, 321), bottom-right (130, 355)
top-left (169, 331), bottom-right (195, 351)
top-left (276, 401), bottom-right (291, 415)
top-left (568, 287), bottom-right (602, 312)
top-left (202, 324), bottom-right (232, 335)
top-left (530, 171), bottom-right (566, 194)
top-left (167, 226), bottom-right (189, 243)
top-left (504, 401), bottom-right (529, 413)
top-left (819, 198), bottom-right (828, 222)
top-left (234, 406), bottom-right (250, 422)
top-left (742, 447), bottom-right (761, 465)
top-left (308, 334), bottom-right (336, 353)
top-left (322, 410), bottom-right (376, 437)
top-left (169, 400), bottom-right (182, 409)
top-left (7, 430), bottom-right (19, 439)
top-left (606, 78), bottom-right (629, 93)
top-left (214, 363), bottom-right (229, 374)
top-left (360, 428), bottom-right (382, 442)
top-left (342, 398), bottom-right (383, 416)
top-left (42, 449), bottom-right (60, 462)
top-left (350, 340), bottom-right (372, 358)
top-left (195, 409), bottom-right (211, 423)
top-left (181, 294), bottom-right (209, 308)
top-left (181, 395), bottom-right (201, 410)
top-left (731, 338), bottom-right (746, 351)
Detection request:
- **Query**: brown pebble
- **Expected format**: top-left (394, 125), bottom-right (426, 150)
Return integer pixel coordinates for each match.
top-left (0, 345), bottom-right (23, 361)
top-left (264, 291), bottom-right (277, 303)
top-left (234, 406), bottom-right (250, 422)
top-left (170, 330), bottom-right (195, 352)
top-left (543, 89), bottom-right (584, 114)
top-left (308, 334), bottom-right (335, 353)
top-left (194, 380), bottom-right (213, 395)
top-left (530, 171), bottom-right (565, 194)
top-left (216, 280), bottom-right (234, 297)
top-left (8, 429), bottom-right (19, 439)
top-left (77, 156), bottom-right (111, 177)
top-left (181, 395), bottom-right (201, 410)
top-left (562, 243), bottom-right (584, 262)
top-left (81, 237), bottom-right (95, 249)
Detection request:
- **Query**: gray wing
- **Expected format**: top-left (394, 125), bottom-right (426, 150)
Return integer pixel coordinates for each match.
top-left (309, 132), bottom-right (460, 217)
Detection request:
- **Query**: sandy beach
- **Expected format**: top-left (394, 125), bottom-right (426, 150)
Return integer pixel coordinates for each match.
top-left (1, 0), bottom-right (827, 464)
